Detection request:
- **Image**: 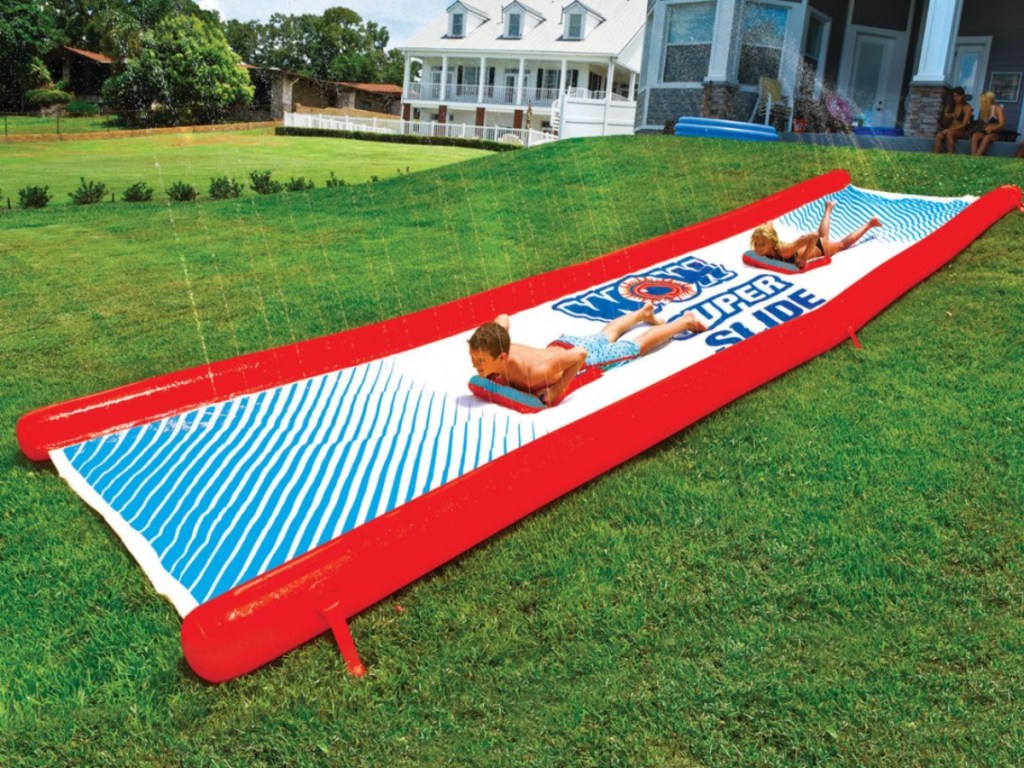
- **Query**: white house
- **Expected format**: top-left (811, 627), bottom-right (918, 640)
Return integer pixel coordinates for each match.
top-left (399, 0), bottom-right (647, 137)
top-left (636, 0), bottom-right (1024, 140)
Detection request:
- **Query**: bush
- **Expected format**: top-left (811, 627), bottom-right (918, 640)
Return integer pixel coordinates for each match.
top-left (19, 186), bottom-right (52, 209)
top-left (123, 181), bottom-right (154, 203)
top-left (285, 177), bottom-right (315, 192)
top-left (67, 100), bottom-right (100, 117)
top-left (209, 176), bottom-right (244, 200)
top-left (275, 126), bottom-right (520, 152)
top-left (249, 170), bottom-right (283, 195)
top-left (166, 181), bottom-right (198, 202)
top-left (24, 88), bottom-right (73, 106)
top-left (325, 172), bottom-right (346, 188)
top-left (69, 178), bottom-right (107, 205)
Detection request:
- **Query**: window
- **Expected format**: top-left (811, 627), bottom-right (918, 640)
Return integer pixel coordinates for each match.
top-left (536, 68), bottom-right (562, 98)
top-left (738, 2), bottom-right (789, 86)
top-left (663, 2), bottom-right (716, 83)
top-left (567, 13), bottom-right (583, 39)
top-left (798, 12), bottom-right (828, 99)
top-left (451, 12), bottom-right (464, 37)
top-left (507, 12), bottom-right (522, 38)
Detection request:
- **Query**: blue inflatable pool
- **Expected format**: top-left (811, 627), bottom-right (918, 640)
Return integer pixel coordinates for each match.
top-left (674, 116), bottom-right (779, 142)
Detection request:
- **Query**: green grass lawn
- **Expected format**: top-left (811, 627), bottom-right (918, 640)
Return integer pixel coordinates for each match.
top-left (1, 114), bottom-right (125, 136)
top-left (0, 128), bottom-right (490, 207)
top-left (1, 132), bottom-right (1023, 767)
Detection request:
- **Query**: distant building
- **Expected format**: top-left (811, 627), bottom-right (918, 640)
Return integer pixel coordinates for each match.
top-left (637, 0), bottom-right (1024, 139)
top-left (43, 47), bottom-right (112, 102)
top-left (259, 67), bottom-right (403, 120)
top-left (399, 0), bottom-right (646, 136)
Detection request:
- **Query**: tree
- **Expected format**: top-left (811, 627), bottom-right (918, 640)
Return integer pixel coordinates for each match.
top-left (102, 13), bottom-right (254, 125)
top-left (230, 6), bottom-right (404, 85)
top-left (44, 0), bottom-right (215, 53)
top-left (330, 19), bottom-right (398, 83)
top-left (223, 18), bottom-right (262, 65)
top-left (0, 0), bottom-right (58, 110)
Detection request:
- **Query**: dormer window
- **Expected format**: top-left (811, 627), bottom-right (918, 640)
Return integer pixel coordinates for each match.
top-left (566, 12), bottom-right (583, 39)
top-left (447, 2), bottom-right (489, 37)
top-left (450, 12), bottom-right (465, 37)
top-left (507, 12), bottom-right (522, 38)
top-left (502, 2), bottom-right (544, 39)
top-left (561, 3), bottom-right (603, 41)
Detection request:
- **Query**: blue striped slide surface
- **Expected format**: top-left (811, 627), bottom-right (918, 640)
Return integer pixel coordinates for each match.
top-left (58, 358), bottom-right (543, 611)
top-left (779, 186), bottom-right (969, 244)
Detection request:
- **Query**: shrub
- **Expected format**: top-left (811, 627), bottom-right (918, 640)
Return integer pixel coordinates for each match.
top-left (325, 172), bottom-right (346, 188)
top-left (274, 126), bottom-right (519, 152)
top-left (166, 181), bottom-right (198, 202)
top-left (67, 100), bottom-right (100, 117)
top-left (19, 186), bottom-right (52, 209)
top-left (209, 176), bottom-right (244, 200)
top-left (249, 170), bottom-right (282, 195)
top-left (285, 177), bottom-right (315, 192)
top-left (24, 88), bottom-right (73, 106)
top-left (69, 178), bottom-right (108, 205)
top-left (123, 181), bottom-right (154, 203)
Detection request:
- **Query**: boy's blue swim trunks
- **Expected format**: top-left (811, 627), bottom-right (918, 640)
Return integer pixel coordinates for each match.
top-left (551, 333), bottom-right (640, 371)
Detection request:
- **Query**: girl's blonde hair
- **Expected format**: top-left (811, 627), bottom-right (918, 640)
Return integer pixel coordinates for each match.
top-left (751, 223), bottom-right (780, 254)
top-left (978, 91), bottom-right (996, 116)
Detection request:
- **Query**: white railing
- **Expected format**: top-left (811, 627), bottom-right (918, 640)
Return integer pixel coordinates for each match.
top-left (284, 111), bottom-right (558, 148)
top-left (403, 83), bottom-right (635, 108)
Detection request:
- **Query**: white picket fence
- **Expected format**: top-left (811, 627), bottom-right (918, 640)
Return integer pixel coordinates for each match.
top-left (284, 111), bottom-right (558, 148)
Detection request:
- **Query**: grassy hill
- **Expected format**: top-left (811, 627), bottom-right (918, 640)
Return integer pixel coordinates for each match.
top-left (1, 133), bottom-right (1022, 767)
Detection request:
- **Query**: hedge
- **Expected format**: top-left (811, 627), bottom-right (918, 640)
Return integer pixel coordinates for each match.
top-left (274, 126), bottom-right (521, 152)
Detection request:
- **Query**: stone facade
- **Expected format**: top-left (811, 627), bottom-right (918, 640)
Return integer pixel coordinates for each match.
top-left (702, 82), bottom-right (739, 120)
top-left (902, 84), bottom-right (949, 138)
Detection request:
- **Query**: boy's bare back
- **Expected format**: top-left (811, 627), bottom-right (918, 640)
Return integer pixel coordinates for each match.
top-left (504, 343), bottom-right (587, 394)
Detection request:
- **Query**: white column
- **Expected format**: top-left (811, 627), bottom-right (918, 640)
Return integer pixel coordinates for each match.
top-left (402, 55), bottom-right (412, 100)
top-left (605, 60), bottom-right (615, 102)
top-left (912, 0), bottom-right (964, 84)
top-left (478, 56), bottom-right (486, 102)
top-left (440, 55), bottom-right (449, 101)
top-left (517, 57), bottom-right (526, 104)
top-left (628, 71), bottom-right (637, 101)
top-left (560, 59), bottom-right (568, 95)
top-left (707, 0), bottom-right (740, 83)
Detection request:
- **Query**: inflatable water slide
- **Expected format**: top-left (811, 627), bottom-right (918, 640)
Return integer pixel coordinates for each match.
top-left (17, 170), bottom-right (1021, 682)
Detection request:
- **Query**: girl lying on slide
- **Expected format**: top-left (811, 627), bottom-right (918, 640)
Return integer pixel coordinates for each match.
top-left (750, 201), bottom-right (882, 269)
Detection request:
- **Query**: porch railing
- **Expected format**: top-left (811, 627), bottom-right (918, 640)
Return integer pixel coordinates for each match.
top-left (283, 111), bottom-right (558, 148)
top-left (404, 84), bottom-right (634, 108)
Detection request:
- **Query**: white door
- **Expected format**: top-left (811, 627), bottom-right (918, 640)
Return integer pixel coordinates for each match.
top-left (951, 38), bottom-right (991, 99)
top-left (504, 69), bottom-right (518, 103)
top-left (847, 30), bottom-right (902, 127)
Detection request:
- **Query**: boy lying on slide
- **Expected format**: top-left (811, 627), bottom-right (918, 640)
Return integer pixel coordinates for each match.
top-left (468, 301), bottom-right (707, 405)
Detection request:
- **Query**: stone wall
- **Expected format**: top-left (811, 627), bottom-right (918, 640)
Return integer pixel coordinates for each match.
top-left (702, 82), bottom-right (739, 120)
top-left (904, 84), bottom-right (948, 138)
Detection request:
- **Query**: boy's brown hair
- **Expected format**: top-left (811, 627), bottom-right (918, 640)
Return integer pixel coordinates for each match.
top-left (468, 322), bottom-right (510, 358)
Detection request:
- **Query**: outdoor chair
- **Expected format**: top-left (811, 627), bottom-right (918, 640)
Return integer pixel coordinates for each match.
top-left (749, 76), bottom-right (793, 132)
